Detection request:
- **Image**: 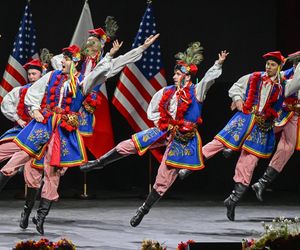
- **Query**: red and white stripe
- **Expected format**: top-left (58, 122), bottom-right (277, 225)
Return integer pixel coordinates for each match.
top-left (0, 54), bottom-right (38, 103)
top-left (112, 64), bottom-right (167, 132)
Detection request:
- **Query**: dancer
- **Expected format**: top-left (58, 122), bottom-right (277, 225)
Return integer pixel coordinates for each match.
top-left (0, 59), bottom-right (44, 229)
top-left (50, 17), bottom-right (118, 138)
top-left (179, 51), bottom-right (300, 221)
top-left (32, 18), bottom-right (118, 169)
top-left (0, 59), bottom-right (43, 186)
top-left (251, 51), bottom-right (300, 201)
top-left (80, 42), bottom-right (229, 227)
top-left (13, 34), bottom-right (159, 235)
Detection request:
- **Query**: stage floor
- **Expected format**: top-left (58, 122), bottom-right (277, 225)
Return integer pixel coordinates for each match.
top-left (0, 189), bottom-right (299, 250)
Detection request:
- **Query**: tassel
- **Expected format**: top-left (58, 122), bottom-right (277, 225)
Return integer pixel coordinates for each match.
top-left (69, 62), bottom-right (77, 98)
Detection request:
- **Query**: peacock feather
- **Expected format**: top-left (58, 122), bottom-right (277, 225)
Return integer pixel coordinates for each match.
top-left (175, 41), bottom-right (204, 66)
top-left (105, 16), bottom-right (118, 39)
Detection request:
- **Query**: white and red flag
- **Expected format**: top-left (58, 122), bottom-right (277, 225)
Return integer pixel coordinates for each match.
top-left (71, 0), bottom-right (115, 158)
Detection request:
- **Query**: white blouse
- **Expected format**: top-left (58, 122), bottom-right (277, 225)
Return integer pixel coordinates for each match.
top-left (25, 46), bottom-right (146, 111)
top-left (229, 63), bottom-right (300, 112)
top-left (147, 61), bottom-right (223, 125)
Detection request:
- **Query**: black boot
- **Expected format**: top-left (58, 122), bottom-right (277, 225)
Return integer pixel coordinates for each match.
top-left (178, 169), bottom-right (193, 180)
top-left (80, 148), bottom-right (126, 172)
top-left (251, 166), bottom-right (279, 202)
top-left (178, 156), bottom-right (206, 180)
top-left (32, 198), bottom-right (52, 235)
top-left (222, 148), bottom-right (235, 159)
top-left (0, 172), bottom-right (11, 192)
top-left (19, 188), bottom-right (38, 229)
top-left (130, 189), bottom-right (161, 227)
top-left (224, 183), bottom-right (248, 221)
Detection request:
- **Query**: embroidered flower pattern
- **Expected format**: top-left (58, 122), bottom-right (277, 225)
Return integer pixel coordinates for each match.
top-left (224, 117), bottom-right (246, 142)
top-left (142, 128), bottom-right (160, 143)
top-left (168, 140), bottom-right (193, 157)
top-left (61, 139), bottom-right (70, 156)
top-left (79, 108), bottom-right (88, 126)
top-left (246, 126), bottom-right (267, 146)
top-left (27, 129), bottom-right (50, 149)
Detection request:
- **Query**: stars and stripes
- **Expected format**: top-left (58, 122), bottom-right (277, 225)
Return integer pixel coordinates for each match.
top-left (0, 3), bottom-right (38, 103)
top-left (112, 4), bottom-right (167, 133)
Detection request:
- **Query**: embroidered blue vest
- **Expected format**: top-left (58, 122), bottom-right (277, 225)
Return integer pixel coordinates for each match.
top-left (132, 84), bottom-right (205, 170)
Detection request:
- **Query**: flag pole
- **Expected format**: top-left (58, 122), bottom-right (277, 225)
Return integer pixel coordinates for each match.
top-left (79, 171), bottom-right (94, 199)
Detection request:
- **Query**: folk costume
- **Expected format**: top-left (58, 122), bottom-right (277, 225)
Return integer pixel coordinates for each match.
top-left (12, 44), bottom-right (108, 235)
top-left (252, 51), bottom-right (300, 201)
top-left (13, 37), bottom-right (156, 234)
top-left (80, 42), bottom-right (228, 227)
top-left (79, 17), bottom-right (118, 138)
top-left (0, 59), bottom-right (45, 230)
top-left (0, 59), bottom-right (44, 182)
top-left (186, 51), bottom-right (300, 221)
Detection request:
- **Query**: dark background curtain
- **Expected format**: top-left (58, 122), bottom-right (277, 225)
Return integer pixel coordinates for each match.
top-left (0, 0), bottom-right (299, 196)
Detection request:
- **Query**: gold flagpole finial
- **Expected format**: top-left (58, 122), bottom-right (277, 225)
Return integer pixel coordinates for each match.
top-left (147, 0), bottom-right (152, 4)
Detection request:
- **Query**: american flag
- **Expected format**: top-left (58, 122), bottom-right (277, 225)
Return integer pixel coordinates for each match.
top-left (112, 3), bottom-right (167, 133)
top-left (0, 2), bottom-right (38, 103)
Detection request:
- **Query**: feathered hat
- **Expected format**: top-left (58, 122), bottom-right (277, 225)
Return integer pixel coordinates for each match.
top-left (88, 16), bottom-right (118, 43)
top-left (174, 41), bottom-right (204, 75)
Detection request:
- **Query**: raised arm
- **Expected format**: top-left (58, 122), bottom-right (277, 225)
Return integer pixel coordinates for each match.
top-left (81, 52), bottom-right (113, 95)
top-left (82, 34), bottom-right (160, 95)
top-left (107, 34), bottom-right (160, 78)
top-left (195, 50), bottom-right (229, 102)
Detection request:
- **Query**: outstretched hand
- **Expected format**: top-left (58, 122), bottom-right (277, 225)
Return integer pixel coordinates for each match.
top-left (109, 40), bottom-right (124, 57)
top-left (218, 50), bottom-right (229, 64)
top-left (141, 33), bottom-right (160, 50)
top-left (231, 99), bottom-right (243, 111)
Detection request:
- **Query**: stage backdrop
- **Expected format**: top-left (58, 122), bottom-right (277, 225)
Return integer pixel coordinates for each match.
top-left (0, 0), bottom-right (299, 195)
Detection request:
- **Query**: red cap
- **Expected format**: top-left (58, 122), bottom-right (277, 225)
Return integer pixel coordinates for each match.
top-left (23, 59), bottom-right (43, 72)
top-left (88, 28), bottom-right (110, 43)
top-left (62, 44), bottom-right (81, 61)
top-left (262, 51), bottom-right (285, 64)
top-left (175, 61), bottom-right (198, 75)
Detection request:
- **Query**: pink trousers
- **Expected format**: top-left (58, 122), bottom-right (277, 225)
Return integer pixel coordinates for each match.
top-left (202, 138), bottom-right (259, 186)
top-left (269, 115), bottom-right (298, 172)
top-left (0, 141), bottom-right (31, 176)
top-left (117, 138), bottom-right (178, 196)
top-left (40, 131), bottom-right (64, 201)
top-left (24, 160), bottom-right (43, 189)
